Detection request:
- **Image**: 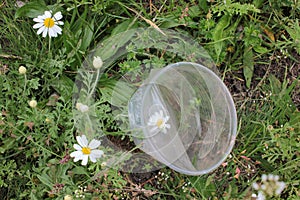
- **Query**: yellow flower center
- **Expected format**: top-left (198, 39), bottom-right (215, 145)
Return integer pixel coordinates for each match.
top-left (44, 18), bottom-right (55, 28)
top-left (82, 147), bottom-right (91, 155)
top-left (156, 119), bottom-right (164, 128)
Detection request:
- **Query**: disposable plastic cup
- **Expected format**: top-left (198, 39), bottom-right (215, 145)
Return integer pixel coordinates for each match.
top-left (128, 62), bottom-right (237, 175)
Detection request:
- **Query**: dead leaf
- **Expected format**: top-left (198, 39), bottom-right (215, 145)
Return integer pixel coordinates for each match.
top-left (24, 121), bottom-right (34, 130)
top-left (261, 26), bottom-right (275, 42)
top-left (46, 93), bottom-right (60, 106)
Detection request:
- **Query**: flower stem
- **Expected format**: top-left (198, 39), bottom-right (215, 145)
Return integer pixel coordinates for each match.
top-left (48, 36), bottom-right (51, 58)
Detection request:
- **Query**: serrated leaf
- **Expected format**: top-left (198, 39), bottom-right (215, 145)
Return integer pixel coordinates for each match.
top-left (243, 48), bottom-right (254, 88)
top-left (15, 1), bottom-right (47, 18)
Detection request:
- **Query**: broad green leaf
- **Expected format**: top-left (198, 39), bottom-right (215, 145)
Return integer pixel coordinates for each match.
top-left (111, 18), bottom-right (138, 36)
top-left (253, 45), bottom-right (268, 54)
top-left (15, 1), bottom-right (47, 18)
top-left (212, 15), bottom-right (231, 62)
top-left (243, 48), bottom-right (254, 88)
top-left (72, 166), bottom-right (88, 175)
top-left (37, 174), bottom-right (53, 188)
top-left (110, 80), bottom-right (136, 107)
top-left (80, 19), bottom-right (95, 51)
top-left (160, 19), bottom-right (182, 29)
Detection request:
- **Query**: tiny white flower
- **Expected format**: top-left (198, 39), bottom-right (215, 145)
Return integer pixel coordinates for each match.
top-left (252, 182), bottom-right (260, 190)
top-left (29, 100), bottom-right (37, 108)
top-left (251, 193), bottom-right (257, 198)
top-left (76, 103), bottom-right (89, 112)
top-left (257, 191), bottom-right (265, 200)
top-left (93, 56), bottom-right (103, 69)
top-left (261, 174), bottom-right (267, 182)
top-left (268, 174), bottom-right (274, 181)
top-left (33, 10), bottom-right (64, 38)
top-left (148, 110), bottom-right (170, 134)
top-left (18, 66), bottom-right (27, 74)
top-left (275, 182), bottom-right (286, 195)
top-left (70, 135), bottom-right (104, 166)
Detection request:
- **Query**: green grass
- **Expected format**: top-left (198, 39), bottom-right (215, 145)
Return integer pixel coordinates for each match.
top-left (1, 0), bottom-right (300, 199)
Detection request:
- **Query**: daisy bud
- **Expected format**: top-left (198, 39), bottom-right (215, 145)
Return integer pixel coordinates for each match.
top-left (64, 195), bottom-right (73, 200)
top-left (18, 66), bottom-right (27, 74)
top-left (76, 103), bottom-right (89, 112)
top-left (29, 100), bottom-right (37, 108)
top-left (93, 56), bottom-right (103, 69)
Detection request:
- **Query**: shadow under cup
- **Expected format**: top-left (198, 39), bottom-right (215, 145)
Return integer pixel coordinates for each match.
top-left (129, 62), bottom-right (237, 175)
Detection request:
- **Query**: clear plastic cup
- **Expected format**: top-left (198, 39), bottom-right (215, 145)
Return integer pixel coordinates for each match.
top-left (129, 62), bottom-right (237, 175)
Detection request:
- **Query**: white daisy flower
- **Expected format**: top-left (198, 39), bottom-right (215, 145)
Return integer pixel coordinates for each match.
top-left (148, 110), bottom-right (170, 134)
top-left (33, 11), bottom-right (64, 38)
top-left (70, 135), bottom-right (104, 166)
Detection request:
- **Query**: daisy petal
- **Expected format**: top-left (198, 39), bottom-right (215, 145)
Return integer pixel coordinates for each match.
top-left (91, 149), bottom-right (104, 158)
top-left (81, 155), bottom-right (89, 165)
top-left (57, 21), bottom-right (64, 25)
top-left (53, 12), bottom-right (63, 20)
top-left (33, 23), bottom-right (44, 29)
top-left (53, 25), bottom-right (62, 34)
top-left (44, 11), bottom-right (52, 18)
top-left (76, 135), bottom-right (88, 147)
top-left (73, 144), bottom-right (82, 151)
top-left (70, 151), bottom-right (83, 159)
top-left (89, 154), bottom-right (97, 163)
top-left (48, 28), bottom-right (55, 37)
top-left (33, 18), bottom-right (44, 23)
top-left (89, 139), bottom-right (101, 149)
top-left (37, 26), bottom-right (45, 35)
top-left (42, 28), bottom-right (48, 37)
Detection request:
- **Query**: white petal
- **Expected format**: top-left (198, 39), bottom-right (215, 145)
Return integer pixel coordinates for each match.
top-left (48, 28), bottom-right (55, 37)
top-left (165, 124), bottom-right (170, 129)
top-left (76, 135), bottom-right (88, 147)
top-left (42, 28), bottom-right (48, 37)
top-left (57, 21), bottom-right (64, 25)
top-left (33, 18), bottom-right (44, 23)
top-left (91, 150), bottom-right (104, 158)
top-left (52, 25), bottom-right (62, 34)
top-left (44, 11), bottom-right (52, 18)
top-left (89, 139), bottom-right (101, 149)
top-left (36, 26), bottom-right (45, 35)
top-left (33, 23), bottom-right (44, 29)
top-left (89, 154), bottom-right (97, 163)
top-left (165, 116), bottom-right (170, 122)
top-left (81, 155), bottom-right (89, 165)
top-left (150, 126), bottom-right (158, 133)
top-left (53, 12), bottom-right (63, 20)
top-left (73, 144), bottom-right (82, 151)
top-left (70, 151), bottom-right (83, 159)
top-left (159, 110), bottom-right (163, 117)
